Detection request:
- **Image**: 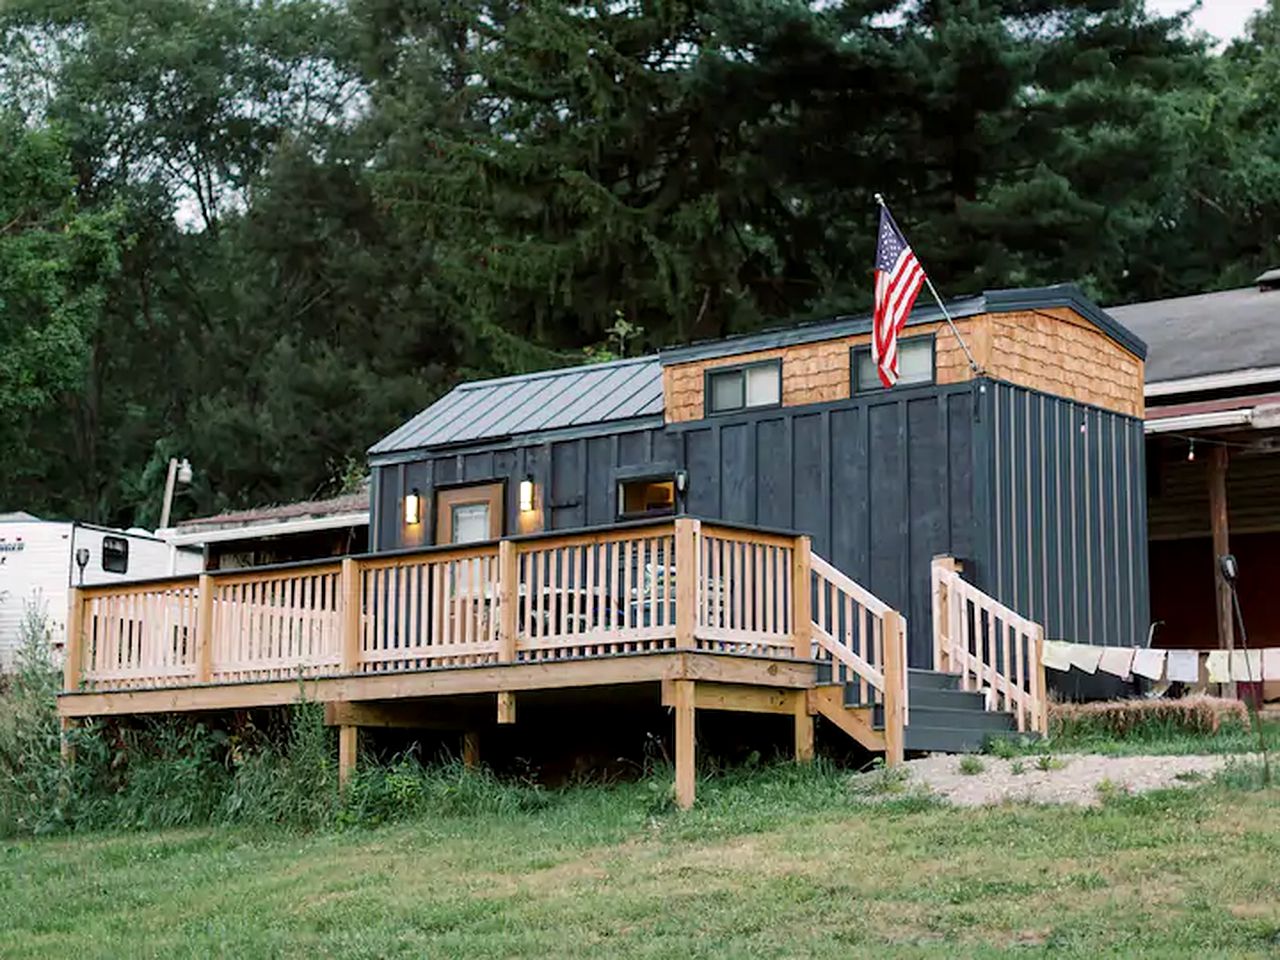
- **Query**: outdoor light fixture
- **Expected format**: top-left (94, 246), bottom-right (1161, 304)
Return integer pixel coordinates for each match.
top-left (518, 476), bottom-right (535, 512)
top-left (675, 470), bottom-right (689, 494)
top-left (404, 488), bottom-right (422, 525)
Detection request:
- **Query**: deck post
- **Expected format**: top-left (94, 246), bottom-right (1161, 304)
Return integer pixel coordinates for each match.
top-left (63, 587), bottom-right (84, 693)
top-left (338, 725), bottom-right (358, 789)
top-left (1033, 625), bottom-right (1048, 735)
top-left (931, 556), bottom-right (961, 673)
top-left (195, 574), bottom-right (214, 683)
top-left (672, 678), bottom-right (696, 808)
top-left (793, 691), bottom-right (814, 763)
top-left (791, 535), bottom-right (812, 659)
top-left (882, 609), bottom-right (906, 766)
top-left (674, 518), bottom-right (700, 651)
top-left (462, 731), bottom-right (481, 769)
top-left (497, 691), bottom-right (516, 724)
top-left (497, 539), bottom-right (518, 723)
top-left (59, 717), bottom-right (79, 764)
top-left (340, 557), bottom-right (361, 675)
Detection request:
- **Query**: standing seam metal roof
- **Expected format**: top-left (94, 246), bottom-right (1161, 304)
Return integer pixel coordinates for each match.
top-left (369, 356), bottom-right (664, 455)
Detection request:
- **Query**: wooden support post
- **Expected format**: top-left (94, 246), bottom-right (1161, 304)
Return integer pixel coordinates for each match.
top-left (498, 539), bottom-right (518, 664)
top-left (672, 679), bottom-right (696, 809)
top-left (497, 691), bottom-right (516, 724)
top-left (340, 557), bottom-right (361, 675)
top-left (882, 610), bottom-right (905, 766)
top-left (793, 691), bottom-right (814, 763)
top-left (674, 518), bottom-right (700, 651)
top-left (931, 556), bottom-right (961, 673)
top-left (63, 588), bottom-right (84, 692)
top-left (195, 574), bottom-right (214, 683)
top-left (791, 535), bottom-right (812, 660)
top-left (1033, 625), bottom-right (1048, 735)
top-left (338, 725), bottom-right (357, 789)
top-left (462, 731), bottom-right (481, 769)
top-left (1208, 446), bottom-right (1235, 698)
top-left (60, 717), bottom-right (79, 764)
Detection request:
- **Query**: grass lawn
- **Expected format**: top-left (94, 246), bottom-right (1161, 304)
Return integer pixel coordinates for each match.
top-left (3, 765), bottom-right (1279, 959)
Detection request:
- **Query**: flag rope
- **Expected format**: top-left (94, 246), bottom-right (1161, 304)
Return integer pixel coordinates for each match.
top-left (873, 193), bottom-right (984, 377)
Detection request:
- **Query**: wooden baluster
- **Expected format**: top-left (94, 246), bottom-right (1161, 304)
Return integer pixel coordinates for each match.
top-left (1033, 625), bottom-right (1047, 735)
top-left (1002, 617), bottom-right (1014, 719)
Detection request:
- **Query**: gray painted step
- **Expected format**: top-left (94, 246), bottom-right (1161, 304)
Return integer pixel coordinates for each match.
top-left (865, 702), bottom-right (1017, 732)
top-left (904, 725), bottom-right (1024, 754)
top-left (908, 687), bottom-right (988, 711)
top-left (907, 669), bottom-right (961, 691)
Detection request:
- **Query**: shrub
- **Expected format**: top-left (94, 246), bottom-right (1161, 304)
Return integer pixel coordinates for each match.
top-left (957, 756), bottom-right (985, 776)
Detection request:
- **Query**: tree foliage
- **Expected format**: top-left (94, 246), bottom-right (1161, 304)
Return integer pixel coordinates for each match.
top-left (0, 0), bottom-right (1275, 525)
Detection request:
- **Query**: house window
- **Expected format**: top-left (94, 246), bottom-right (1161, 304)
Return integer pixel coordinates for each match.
top-left (101, 535), bottom-right (129, 574)
top-left (706, 360), bottom-right (781, 414)
top-left (618, 478), bottom-right (676, 519)
top-left (852, 336), bottom-right (935, 393)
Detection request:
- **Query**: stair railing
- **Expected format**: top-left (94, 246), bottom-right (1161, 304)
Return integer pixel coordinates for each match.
top-left (931, 556), bottom-right (1048, 734)
top-left (809, 553), bottom-right (907, 763)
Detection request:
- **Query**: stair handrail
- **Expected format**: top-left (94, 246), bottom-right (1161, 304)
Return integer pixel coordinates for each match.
top-left (931, 556), bottom-right (1048, 735)
top-left (809, 553), bottom-right (907, 763)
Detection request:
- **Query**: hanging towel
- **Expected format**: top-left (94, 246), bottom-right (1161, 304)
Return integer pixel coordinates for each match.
top-left (1264, 648), bottom-right (1280, 681)
top-left (1165, 649), bottom-right (1201, 684)
top-left (1069, 644), bottom-right (1104, 674)
top-left (1098, 646), bottom-right (1135, 679)
top-left (1230, 649), bottom-right (1263, 682)
top-left (1041, 640), bottom-right (1073, 672)
top-left (1131, 647), bottom-right (1166, 681)
top-left (1206, 650), bottom-right (1231, 684)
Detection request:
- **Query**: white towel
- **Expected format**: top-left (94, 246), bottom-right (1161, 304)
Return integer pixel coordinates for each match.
top-left (1264, 648), bottom-right (1280, 681)
top-left (1098, 646), bottom-right (1135, 679)
top-left (1041, 640), bottom-right (1073, 672)
top-left (1166, 649), bottom-right (1201, 684)
top-left (1069, 644), bottom-right (1104, 674)
top-left (1206, 650), bottom-right (1231, 684)
top-left (1230, 649), bottom-right (1263, 682)
top-left (1131, 647), bottom-right (1166, 681)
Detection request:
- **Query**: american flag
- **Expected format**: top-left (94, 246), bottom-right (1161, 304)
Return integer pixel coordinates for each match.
top-left (872, 204), bottom-right (926, 388)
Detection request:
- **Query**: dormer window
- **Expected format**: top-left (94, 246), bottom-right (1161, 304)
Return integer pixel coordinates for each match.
top-left (706, 360), bottom-right (781, 414)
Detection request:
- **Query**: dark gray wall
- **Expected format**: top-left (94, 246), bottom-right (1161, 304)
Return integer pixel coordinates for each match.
top-left (370, 377), bottom-right (1150, 665)
top-left (984, 381), bottom-right (1149, 649)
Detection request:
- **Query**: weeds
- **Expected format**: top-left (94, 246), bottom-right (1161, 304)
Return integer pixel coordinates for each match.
top-left (957, 756), bottom-right (985, 775)
top-left (1036, 754), bottom-right (1066, 772)
top-left (1010, 760), bottom-right (1026, 775)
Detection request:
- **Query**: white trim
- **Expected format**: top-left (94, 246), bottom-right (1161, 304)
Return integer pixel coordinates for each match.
top-left (1146, 366), bottom-right (1280, 398)
top-left (159, 511), bottom-right (369, 547)
top-left (1143, 410), bottom-right (1253, 434)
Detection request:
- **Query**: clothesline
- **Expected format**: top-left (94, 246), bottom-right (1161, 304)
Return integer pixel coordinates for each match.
top-left (1041, 641), bottom-right (1280, 685)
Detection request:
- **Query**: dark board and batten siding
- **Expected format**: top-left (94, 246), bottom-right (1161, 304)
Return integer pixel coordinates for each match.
top-left (371, 378), bottom-right (1150, 667)
top-left (985, 382), bottom-right (1149, 649)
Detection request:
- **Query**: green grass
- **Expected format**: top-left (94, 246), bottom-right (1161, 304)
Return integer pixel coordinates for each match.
top-left (990, 719), bottom-right (1280, 759)
top-left (3, 765), bottom-right (1279, 959)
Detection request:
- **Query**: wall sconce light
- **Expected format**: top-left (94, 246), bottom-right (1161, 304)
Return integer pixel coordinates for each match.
top-left (675, 470), bottom-right (689, 494)
top-left (518, 476), bottom-right (535, 512)
top-left (404, 488), bottom-right (421, 525)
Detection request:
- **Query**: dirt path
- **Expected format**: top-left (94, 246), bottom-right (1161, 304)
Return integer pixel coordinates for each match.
top-left (902, 753), bottom-right (1256, 807)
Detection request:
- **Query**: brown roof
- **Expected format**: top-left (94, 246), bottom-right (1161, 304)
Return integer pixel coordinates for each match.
top-left (176, 490), bottom-right (369, 532)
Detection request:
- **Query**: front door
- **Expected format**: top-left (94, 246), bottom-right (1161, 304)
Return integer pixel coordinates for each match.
top-left (435, 483), bottom-right (504, 544)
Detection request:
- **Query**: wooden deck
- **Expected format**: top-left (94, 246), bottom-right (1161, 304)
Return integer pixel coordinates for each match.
top-left (57, 518), bottom-right (1048, 806)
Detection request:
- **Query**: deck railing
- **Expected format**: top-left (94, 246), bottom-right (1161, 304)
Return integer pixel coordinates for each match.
top-left (931, 556), bottom-right (1048, 734)
top-left (62, 519), bottom-right (909, 726)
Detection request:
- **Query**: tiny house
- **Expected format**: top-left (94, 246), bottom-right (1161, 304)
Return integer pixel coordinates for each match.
top-left (368, 284), bottom-right (1150, 666)
top-left (0, 515), bottom-right (201, 669)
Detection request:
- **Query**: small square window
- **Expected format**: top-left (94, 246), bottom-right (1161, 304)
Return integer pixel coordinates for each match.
top-left (101, 536), bottom-right (129, 574)
top-left (618, 478), bottom-right (676, 519)
top-left (706, 360), bottom-right (781, 414)
top-left (852, 336), bottom-right (935, 393)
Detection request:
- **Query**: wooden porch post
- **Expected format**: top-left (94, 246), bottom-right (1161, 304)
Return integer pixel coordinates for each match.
top-left (674, 518), bottom-right (699, 651)
top-left (1208, 446), bottom-right (1235, 697)
top-left (338, 724), bottom-right (358, 789)
top-left (791, 535), bottom-right (812, 659)
top-left (672, 678), bottom-right (696, 808)
top-left (931, 556), bottom-right (961, 673)
top-left (882, 610), bottom-right (906, 767)
top-left (195, 574), bottom-right (214, 683)
top-left (793, 691), bottom-right (815, 763)
top-left (340, 557), bottom-right (361, 676)
top-left (462, 731), bottom-right (482, 769)
top-left (63, 587), bottom-right (84, 693)
top-left (497, 539), bottom-right (518, 725)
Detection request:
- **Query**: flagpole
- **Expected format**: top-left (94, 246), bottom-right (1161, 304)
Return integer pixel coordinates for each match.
top-left (873, 193), bottom-right (984, 377)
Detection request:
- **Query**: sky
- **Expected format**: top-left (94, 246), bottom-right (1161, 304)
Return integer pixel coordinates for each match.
top-left (1148, 0), bottom-right (1267, 41)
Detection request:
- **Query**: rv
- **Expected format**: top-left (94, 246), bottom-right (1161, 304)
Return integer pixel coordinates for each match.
top-left (0, 513), bottom-right (201, 671)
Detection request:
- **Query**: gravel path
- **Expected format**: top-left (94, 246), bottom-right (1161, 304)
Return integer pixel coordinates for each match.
top-left (901, 753), bottom-right (1253, 807)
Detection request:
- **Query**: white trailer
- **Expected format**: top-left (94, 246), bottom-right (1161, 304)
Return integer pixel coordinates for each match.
top-left (0, 515), bottom-right (202, 671)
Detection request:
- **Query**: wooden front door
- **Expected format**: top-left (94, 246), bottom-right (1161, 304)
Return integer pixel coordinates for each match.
top-left (435, 483), bottom-right (504, 544)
